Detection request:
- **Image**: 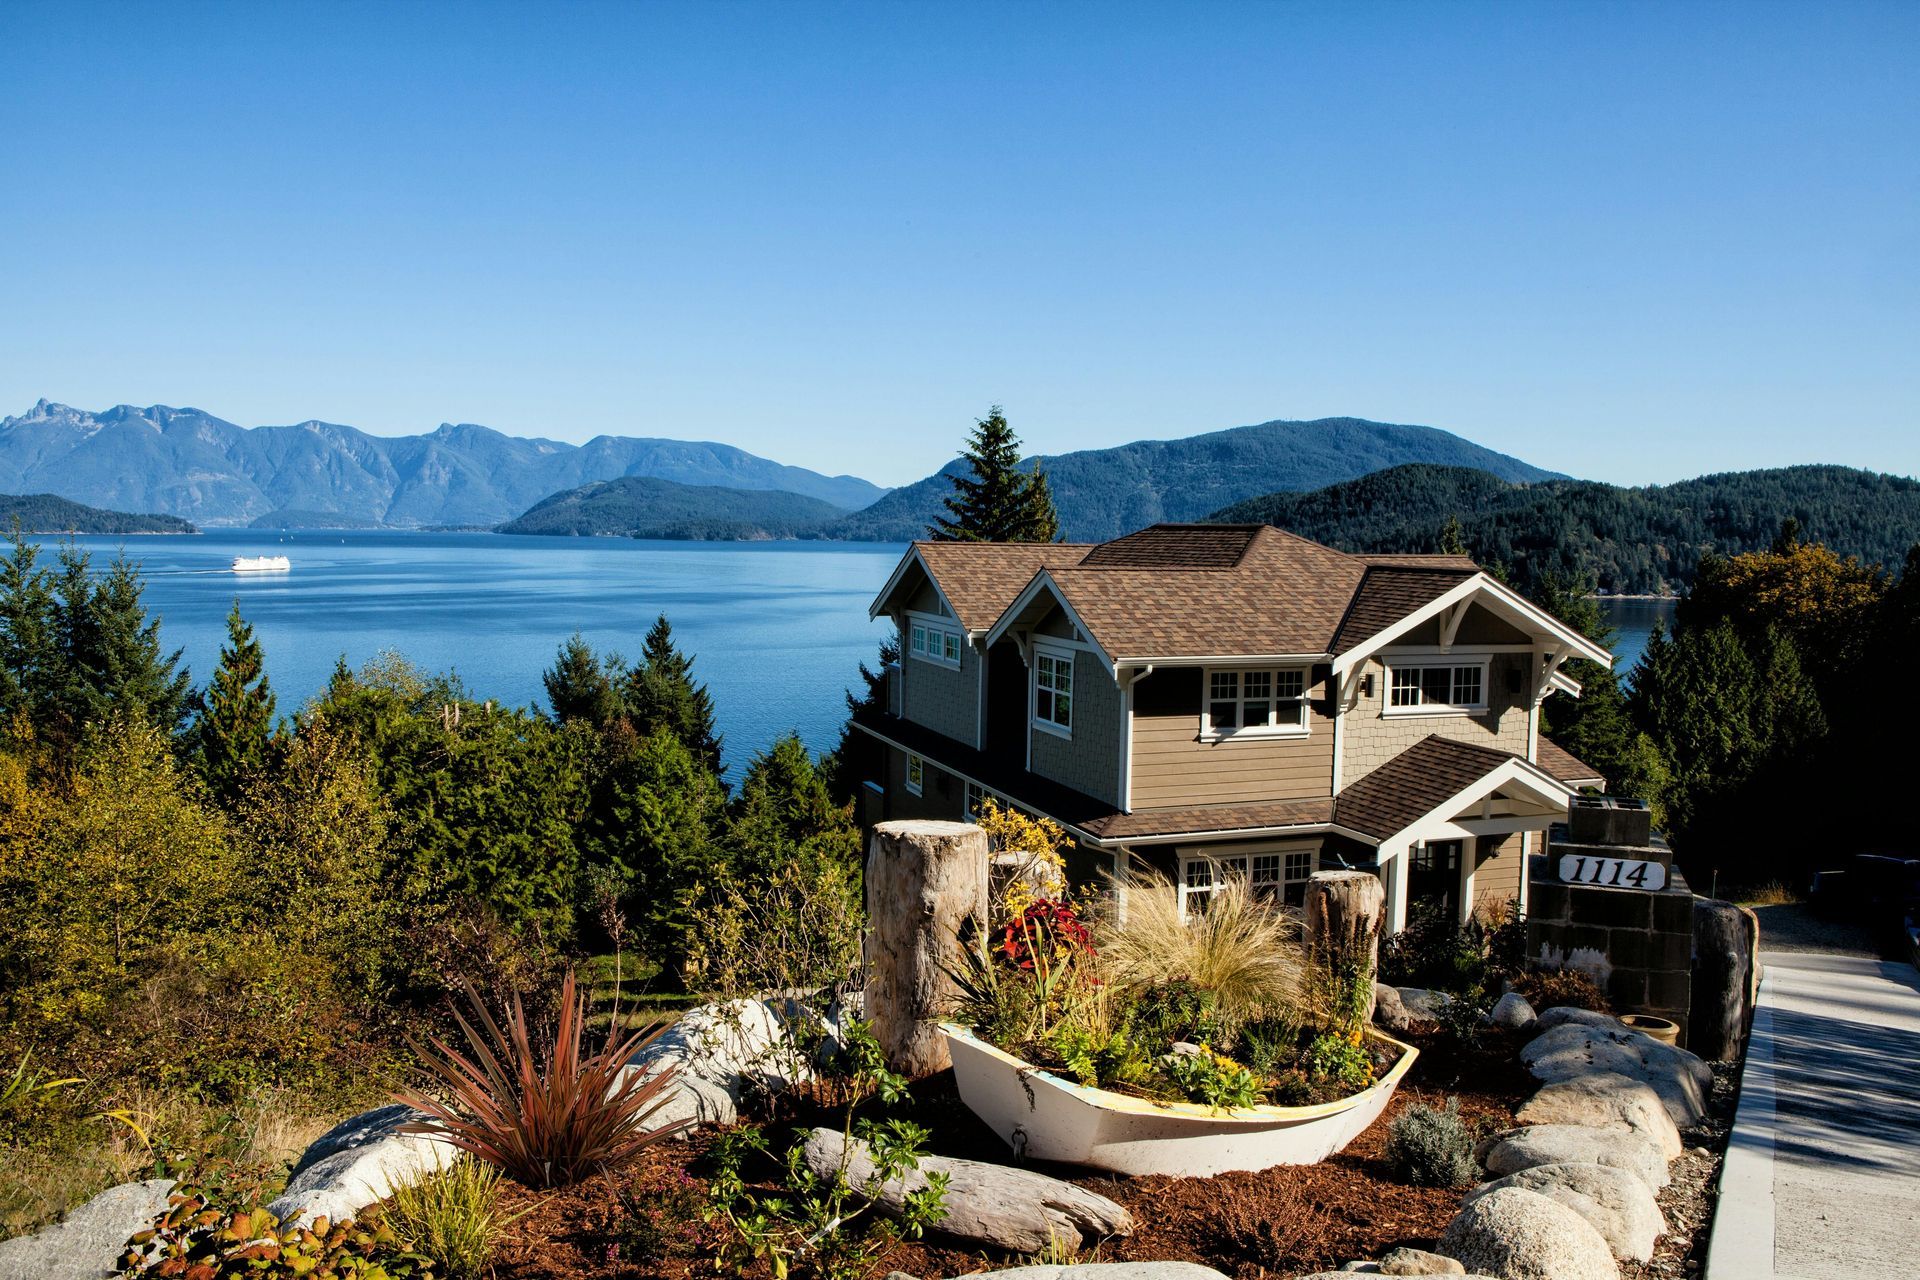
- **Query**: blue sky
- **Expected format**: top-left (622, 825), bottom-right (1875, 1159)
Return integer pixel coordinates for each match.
top-left (2, 1), bottom-right (1914, 487)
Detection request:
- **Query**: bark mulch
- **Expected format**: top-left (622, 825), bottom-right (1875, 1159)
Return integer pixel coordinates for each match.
top-left (485, 1027), bottom-right (1546, 1280)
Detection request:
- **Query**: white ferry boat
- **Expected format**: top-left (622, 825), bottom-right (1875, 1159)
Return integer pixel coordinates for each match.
top-left (230, 555), bottom-right (292, 574)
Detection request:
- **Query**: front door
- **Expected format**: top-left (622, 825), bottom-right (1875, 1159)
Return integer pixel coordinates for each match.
top-left (1408, 839), bottom-right (1463, 922)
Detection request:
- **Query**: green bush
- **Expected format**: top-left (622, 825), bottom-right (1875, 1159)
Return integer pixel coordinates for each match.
top-left (1161, 1047), bottom-right (1262, 1110)
top-left (120, 1186), bottom-right (434, 1278)
top-left (1303, 1032), bottom-right (1374, 1093)
top-left (384, 1157), bottom-right (507, 1280)
top-left (1385, 1097), bottom-right (1478, 1187)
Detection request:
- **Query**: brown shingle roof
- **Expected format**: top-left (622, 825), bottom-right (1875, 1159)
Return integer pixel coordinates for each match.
top-left (1078, 524), bottom-right (1261, 570)
top-left (1044, 526), bottom-right (1369, 660)
top-left (1536, 735), bottom-right (1605, 787)
top-left (911, 541), bottom-right (1095, 633)
top-left (1331, 566), bottom-right (1477, 652)
top-left (1333, 735), bottom-right (1529, 841)
top-left (1086, 797), bottom-right (1335, 841)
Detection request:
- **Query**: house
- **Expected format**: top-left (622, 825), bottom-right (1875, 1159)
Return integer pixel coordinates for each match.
top-left (849, 523), bottom-right (1611, 934)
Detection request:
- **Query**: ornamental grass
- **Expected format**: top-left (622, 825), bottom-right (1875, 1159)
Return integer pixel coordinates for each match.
top-left (397, 970), bottom-right (688, 1188)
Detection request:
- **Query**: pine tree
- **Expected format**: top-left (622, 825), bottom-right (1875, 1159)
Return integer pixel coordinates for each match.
top-left (0, 530), bottom-right (57, 724)
top-left (543, 633), bottom-right (621, 726)
top-left (623, 615), bottom-right (723, 774)
top-left (932, 407), bottom-right (1061, 543)
top-left (44, 549), bottom-right (190, 741)
top-left (1439, 514), bottom-right (1468, 556)
top-left (191, 601), bottom-right (279, 806)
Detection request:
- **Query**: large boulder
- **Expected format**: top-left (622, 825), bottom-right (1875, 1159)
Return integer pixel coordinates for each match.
top-left (1514, 1071), bottom-right (1681, 1159)
top-left (1479, 1125), bottom-right (1669, 1192)
top-left (0, 1179), bottom-right (176, 1280)
top-left (1379, 1246), bottom-right (1469, 1273)
top-left (267, 1104), bottom-right (457, 1227)
top-left (800, 1127), bottom-right (1133, 1253)
top-left (1373, 984), bottom-right (1424, 1033)
top-left (923, 1265), bottom-right (1228, 1280)
top-left (1438, 1185), bottom-right (1620, 1280)
top-left (1396, 988), bottom-right (1452, 1021)
top-left (621, 997), bottom-right (803, 1132)
top-left (1533, 1007), bottom-right (1625, 1033)
top-left (1518, 1019), bottom-right (1713, 1127)
top-left (1468, 1162), bottom-right (1665, 1262)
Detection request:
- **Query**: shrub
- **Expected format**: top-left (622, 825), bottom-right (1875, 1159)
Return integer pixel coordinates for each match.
top-left (1512, 967), bottom-right (1612, 1013)
top-left (397, 970), bottom-right (687, 1187)
top-left (384, 1156), bottom-right (508, 1280)
top-left (683, 855), bottom-right (864, 997)
top-left (1233, 1010), bottom-right (1304, 1078)
top-left (1303, 1031), bottom-right (1374, 1093)
top-left (1095, 870), bottom-right (1305, 1033)
top-left (1161, 1047), bottom-right (1262, 1110)
top-left (120, 1185), bottom-right (433, 1278)
top-left (1124, 978), bottom-right (1217, 1046)
top-left (1385, 1097), bottom-right (1478, 1187)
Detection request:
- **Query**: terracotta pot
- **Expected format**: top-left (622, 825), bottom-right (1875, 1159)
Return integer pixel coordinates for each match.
top-left (1620, 1013), bottom-right (1680, 1045)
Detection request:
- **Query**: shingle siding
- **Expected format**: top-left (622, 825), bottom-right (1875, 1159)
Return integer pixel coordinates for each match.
top-left (1129, 667), bottom-right (1335, 809)
top-left (1028, 651), bottom-right (1123, 808)
top-left (1341, 650), bottom-right (1532, 787)
top-left (900, 638), bottom-right (980, 746)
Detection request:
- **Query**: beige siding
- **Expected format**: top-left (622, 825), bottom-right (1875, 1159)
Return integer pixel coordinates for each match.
top-left (1472, 833), bottom-right (1525, 914)
top-left (1129, 667), bottom-right (1335, 809)
top-left (1027, 645), bottom-right (1123, 807)
top-left (1341, 650), bottom-right (1533, 786)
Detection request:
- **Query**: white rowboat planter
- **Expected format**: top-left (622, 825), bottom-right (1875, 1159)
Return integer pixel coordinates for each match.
top-left (941, 1021), bottom-right (1418, 1177)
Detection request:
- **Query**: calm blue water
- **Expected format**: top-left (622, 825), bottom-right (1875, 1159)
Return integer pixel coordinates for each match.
top-left (48, 531), bottom-right (904, 777)
top-left (35, 531), bottom-right (1674, 773)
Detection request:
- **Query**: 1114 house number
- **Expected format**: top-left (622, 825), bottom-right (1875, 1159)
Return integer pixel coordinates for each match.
top-left (1558, 854), bottom-right (1667, 892)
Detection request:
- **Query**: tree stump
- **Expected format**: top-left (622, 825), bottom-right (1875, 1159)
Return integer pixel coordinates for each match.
top-left (1305, 870), bottom-right (1386, 1025)
top-left (865, 820), bottom-right (989, 1076)
top-left (1689, 897), bottom-right (1759, 1061)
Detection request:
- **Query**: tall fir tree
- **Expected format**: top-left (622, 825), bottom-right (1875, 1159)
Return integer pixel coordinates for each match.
top-left (932, 407), bottom-right (1061, 543)
top-left (0, 530), bottom-right (57, 723)
top-left (543, 633), bottom-right (621, 726)
top-left (191, 601), bottom-right (279, 806)
top-left (623, 615), bottom-right (724, 775)
top-left (45, 549), bottom-right (190, 741)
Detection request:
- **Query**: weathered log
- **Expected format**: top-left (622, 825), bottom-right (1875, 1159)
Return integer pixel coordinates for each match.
top-left (1689, 897), bottom-right (1759, 1061)
top-left (864, 820), bottom-right (989, 1076)
top-left (800, 1127), bottom-right (1135, 1252)
top-left (1304, 870), bottom-right (1386, 1024)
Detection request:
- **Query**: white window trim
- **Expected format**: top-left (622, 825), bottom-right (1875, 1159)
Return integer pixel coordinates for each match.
top-left (1032, 643), bottom-right (1075, 740)
top-left (1176, 845), bottom-right (1317, 919)
top-left (1199, 665), bottom-right (1312, 742)
top-left (1382, 656), bottom-right (1493, 718)
top-left (904, 752), bottom-right (925, 796)
top-left (906, 611), bottom-right (962, 670)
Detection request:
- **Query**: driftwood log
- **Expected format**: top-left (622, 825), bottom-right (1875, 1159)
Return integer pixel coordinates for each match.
top-left (1690, 897), bottom-right (1759, 1061)
top-left (864, 820), bottom-right (989, 1076)
top-left (800, 1127), bottom-right (1135, 1252)
top-left (1304, 870), bottom-right (1386, 1025)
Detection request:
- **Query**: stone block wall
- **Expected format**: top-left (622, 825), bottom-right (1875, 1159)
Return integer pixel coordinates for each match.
top-left (1527, 854), bottom-right (1695, 1042)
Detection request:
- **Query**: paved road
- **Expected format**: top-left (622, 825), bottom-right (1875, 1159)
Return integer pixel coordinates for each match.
top-left (1706, 948), bottom-right (1920, 1279)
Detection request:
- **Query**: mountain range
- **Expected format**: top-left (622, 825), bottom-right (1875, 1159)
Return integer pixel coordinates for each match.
top-left (822, 417), bottom-right (1560, 543)
top-left (0, 400), bottom-right (887, 528)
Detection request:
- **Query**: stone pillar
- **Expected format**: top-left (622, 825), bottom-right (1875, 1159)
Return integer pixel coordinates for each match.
top-left (1690, 897), bottom-right (1760, 1062)
top-left (864, 819), bottom-right (990, 1076)
top-left (1305, 870), bottom-right (1386, 1025)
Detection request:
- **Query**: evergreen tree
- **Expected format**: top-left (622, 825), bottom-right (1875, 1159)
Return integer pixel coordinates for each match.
top-left (44, 549), bottom-right (190, 741)
top-left (827, 633), bottom-right (899, 800)
top-left (1438, 514), bottom-right (1468, 556)
top-left (623, 615), bottom-right (723, 775)
top-left (1529, 573), bottom-right (1665, 805)
top-left (0, 530), bottom-right (57, 723)
top-left (543, 633), bottom-right (621, 726)
top-left (191, 601), bottom-right (279, 807)
top-left (932, 407), bottom-right (1061, 543)
top-left (728, 733), bottom-right (860, 884)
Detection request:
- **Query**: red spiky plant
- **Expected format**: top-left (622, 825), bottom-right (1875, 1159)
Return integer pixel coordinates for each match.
top-left (397, 970), bottom-right (689, 1187)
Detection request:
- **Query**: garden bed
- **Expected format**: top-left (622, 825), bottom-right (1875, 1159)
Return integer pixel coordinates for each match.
top-left (476, 1026), bottom-right (1536, 1280)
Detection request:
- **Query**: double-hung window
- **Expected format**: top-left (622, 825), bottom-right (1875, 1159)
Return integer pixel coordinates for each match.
top-left (1033, 648), bottom-right (1073, 736)
top-left (1180, 848), bottom-right (1317, 916)
top-left (908, 616), bottom-right (961, 669)
top-left (1386, 660), bottom-right (1487, 715)
top-left (905, 753), bottom-right (925, 796)
top-left (1204, 667), bottom-right (1309, 737)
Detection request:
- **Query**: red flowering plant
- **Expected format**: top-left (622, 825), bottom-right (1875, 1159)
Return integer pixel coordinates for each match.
top-left (997, 898), bottom-right (1096, 971)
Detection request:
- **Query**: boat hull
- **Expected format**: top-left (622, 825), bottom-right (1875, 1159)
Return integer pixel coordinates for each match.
top-left (941, 1022), bottom-right (1416, 1176)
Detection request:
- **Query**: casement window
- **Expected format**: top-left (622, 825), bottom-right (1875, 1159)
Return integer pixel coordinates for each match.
top-left (1203, 667), bottom-right (1310, 738)
top-left (1385, 660), bottom-right (1488, 715)
top-left (1179, 848), bottom-right (1317, 916)
top-left (905, 753), bottom-right (925, 796)
top-left (1033, 648), bottom-right (1073, 736)
top-left (907, 616), bottom-right (962, 669)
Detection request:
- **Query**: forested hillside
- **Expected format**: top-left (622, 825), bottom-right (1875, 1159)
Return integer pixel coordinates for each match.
top-left (499, 475), bottom-right (847, 539)
top-left (1211, 464), bottom-right (1920, 594)
top-left (0, 492), bottom-right (195, 534)
top-left (824, 416), bottom-right (1557, 543)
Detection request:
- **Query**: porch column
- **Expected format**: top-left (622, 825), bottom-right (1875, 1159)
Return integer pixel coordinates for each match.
top-left (1381, 843), bottom-right (1409, 936)
top-left (1458, 841), bottom-right (1477, 927)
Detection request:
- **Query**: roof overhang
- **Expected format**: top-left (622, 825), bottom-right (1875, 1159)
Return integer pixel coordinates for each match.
top-left (848, 717), bottom-right (1108, 846)
top-left (1371, 755), bottom-right (1575, 853)
top-left (1333, 573), bottom-right (1613, 682)
top-left (868, 545), bottom-right (969, 631)
top-left (983, 570), bottom-right (1118, 676)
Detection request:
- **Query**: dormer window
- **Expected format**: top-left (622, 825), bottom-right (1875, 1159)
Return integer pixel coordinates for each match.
top-left (1385, 659), bottom-right (1489, 715)
top-left (1203, 667), bottom-right (1309, 739)
top-left (907, 614), bottom-right (962, 669)
top-left (1033, 647), bottom-right (1073, 737)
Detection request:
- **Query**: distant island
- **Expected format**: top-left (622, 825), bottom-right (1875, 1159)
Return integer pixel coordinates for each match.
top-left (1209, 462), bottom-right (1920, 595)
top-left (500, 476), bottom-right (848, 540)
top-left (0, 492), bottom-right (196, 535)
